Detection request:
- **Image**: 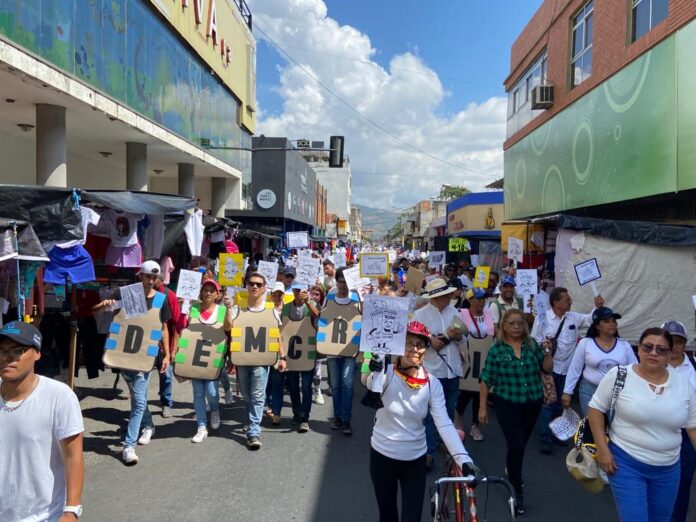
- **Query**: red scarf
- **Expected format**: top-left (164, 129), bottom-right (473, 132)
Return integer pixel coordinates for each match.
top-left (393, 364), bottom-right (429, 389)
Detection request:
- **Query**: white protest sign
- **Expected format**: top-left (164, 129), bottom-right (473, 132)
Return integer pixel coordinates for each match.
top-left (176, 269), bottom-right (203, 301)
top-left (470, 254), bottom-right (479, 266)
top-left (287, 231), bottom-right (309, 249)
top-left (359, 253), bottom-right (390, 278)
top-left (573, 258), bottom-right (601, 296)
top-left (120, 283), bottom-right (148, 319)
top-left (295, 256), bottom-right (320, 287)
top-left (257, 261), bottom-right (279, 288)
top-left (343, 266), bottom-right (370, 291)
top-left (360, 295), bottom-right (409, 356)
top-left (507, 237), bottom-right (524, 264)
top-left (428, 251), bottom-right (446, 269)
top-left (181, 299), bottom-right (192, 315)
top-left (515, 269), bottom-right (538, 298)
top-left (388, 250), bottom-right (397, 263)
top-left (334, 251), bottom-right (347, 268)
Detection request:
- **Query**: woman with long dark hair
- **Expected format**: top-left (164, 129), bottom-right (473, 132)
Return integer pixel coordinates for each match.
top-left (562, 307), bottom-right (637, 415)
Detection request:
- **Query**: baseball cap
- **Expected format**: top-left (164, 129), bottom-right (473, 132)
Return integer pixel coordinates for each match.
top-left (0, 321), bottom-right (42, 350)
top-left (139, 260), bottom-right (161, 275)
top-left (501, 275), bottom-right (516, 286)
top-left (284, 266), bottom-right (297, 277)
top-left (591, 307), bottom-right (622, 323)
top-left (661, 320), bottom-right (688, 340)
top-left (271, 282), bottom-right (286, 294)
top-left (201, 279), bottom-right (221, 292)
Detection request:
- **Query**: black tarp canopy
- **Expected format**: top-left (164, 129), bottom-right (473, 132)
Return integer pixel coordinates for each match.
top-left (0, 185), bottom-right (196, 244)
top-left (532, 215), bottom-right (696, 246)
top-left (0, 219), bottom-right (48, 262)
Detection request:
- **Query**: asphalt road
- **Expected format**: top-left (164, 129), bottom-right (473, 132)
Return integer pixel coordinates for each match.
top-left (74, 367), bottom-right (692, 522)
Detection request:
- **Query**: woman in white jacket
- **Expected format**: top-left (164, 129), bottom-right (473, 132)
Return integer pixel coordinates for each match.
top-left (362, 320), bottom-right (476, 522)
top-left (562, 307), bottom-right (637, 415)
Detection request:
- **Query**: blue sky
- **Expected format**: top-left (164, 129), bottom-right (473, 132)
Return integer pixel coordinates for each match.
top-left (249, 0), bottom-right (544, 209)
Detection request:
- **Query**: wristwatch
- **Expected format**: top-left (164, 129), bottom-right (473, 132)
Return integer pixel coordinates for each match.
top-left (64, 505), bottom-right (83, 518)
top-left (279, 356), bottom-right (287, 361)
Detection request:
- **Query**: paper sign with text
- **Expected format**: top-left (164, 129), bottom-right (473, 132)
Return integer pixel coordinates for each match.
top-left (507, 237), bottom-right (524, 264)
top-left (344, 266), bottom-right (370, 291)
top-left (287, 231), bottom-right (309, 249)
top-left (257, 261), bottom-right (279, 289)
top-left (120, 283), bottom-right (148, 319)
top-left (176, 270), bottom-right (203, 301)
top-left (573, 258), bottom-right (602, 286)
top-left (359, 253), bottom-right (390, 278)
top-left (359, 295), bottom-right (409, 356)
top-left (515, 269), bottom-right (538, 297)
top-left (295, 256), bottom-right (320, 287)
top-left (218, 253), bottom-right (244, 287)
top-left (473, 266), bottom-right (491, 289)
top-left (428, 251), bottom-right (446, 269)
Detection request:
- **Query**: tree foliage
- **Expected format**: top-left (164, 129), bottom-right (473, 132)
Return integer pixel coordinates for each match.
top-left (438, 184), bottom-right (471, 201)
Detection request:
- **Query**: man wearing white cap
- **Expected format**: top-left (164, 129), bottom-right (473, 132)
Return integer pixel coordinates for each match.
top-left (94, 260), bottom-right (173, 465)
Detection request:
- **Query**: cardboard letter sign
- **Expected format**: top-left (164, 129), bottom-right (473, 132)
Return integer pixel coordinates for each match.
top-left (281, 317), bottom-right (317, 372)
top-left (316, 295), bottom-right (362, 357)
top-left (102, 292), bottom-right (165, 372)
top-left (229, 303), bottom-right (282, 366)
top-left (174, 304), bottom-right (228, 380)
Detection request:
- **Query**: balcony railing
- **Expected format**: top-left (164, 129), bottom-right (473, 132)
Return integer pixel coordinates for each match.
top-left (234, 0), bottom-right (253, 30)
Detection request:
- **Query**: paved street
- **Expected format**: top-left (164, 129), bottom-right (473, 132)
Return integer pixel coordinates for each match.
top-left (75, 366), bottom-right (644, 522)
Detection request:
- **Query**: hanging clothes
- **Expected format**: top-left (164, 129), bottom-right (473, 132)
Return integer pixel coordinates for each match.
top-left (184, 209), bottom-right (205, 257)
top-left (44, 245), bottom-right (95, 284)
top-left (101, 210), bottom-right (143, 247)
top-left (104, 242), bottom-right (142, 268)
top-left (143, 214), bottom-right (165, 260)
top-left (160, 256), bottom-right (175, 285)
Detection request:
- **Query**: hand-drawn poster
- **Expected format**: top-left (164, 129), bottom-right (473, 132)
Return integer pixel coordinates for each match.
top-left (219, 253), bottom-right (244, 287)
top-left (296, 256), bottom-right (320, 287)
top-left (515, 269), bottom-right (538, 297)
top-left (359, 253), bottom-right (390, 278)
top-left (428, 251), bottom-right (446, 269)
top-left (474, 266), bottom-right (491, 289)
top-left (343, 266), bottom-right (370, 291)
top-left (334, 251), bottom-right (347, 268)
top-left (257, 260), bottom-right (279, 289)
top-left (460, 336), bottom-right (494, 392)
top-left (176, 270), bottom-right (203, 301)
top-left (507, 237), bottom-right (524, 264)
top-left (120, 283), bottom-right (148, 319)
top-left (287, 231), bottom-right (309, 249)
top-left (573, 258), bottom-right (601, 286)
top-left (359, 295), bottom-right (409, 356)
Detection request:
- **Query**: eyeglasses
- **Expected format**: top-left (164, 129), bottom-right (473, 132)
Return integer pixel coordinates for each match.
top-left (0, 345), bottom-right (32, 359)
top-left (639, 343), bottom-right (671, 356)
top-left (247, 281), bottom-right (265, 288)
top-left (405, 341), bottom-right (428, 350)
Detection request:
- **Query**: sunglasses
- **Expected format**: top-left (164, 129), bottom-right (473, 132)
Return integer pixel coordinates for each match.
top-left (247, 281), bottom-right (265, 288)
top-left (0, 345), bottom-right (33, 359)
top-left (639, 343), bottom-right (671, 356)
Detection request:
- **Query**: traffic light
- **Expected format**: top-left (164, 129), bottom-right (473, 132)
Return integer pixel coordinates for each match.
top-left (329, 136), bottom-right (344, 168)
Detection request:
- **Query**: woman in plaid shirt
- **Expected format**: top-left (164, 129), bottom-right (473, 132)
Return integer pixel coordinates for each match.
top-left (478, 309), bottom-right (553, 515)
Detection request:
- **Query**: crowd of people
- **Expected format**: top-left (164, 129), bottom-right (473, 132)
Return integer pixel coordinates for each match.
top-left (1, 248), bottom-right (695, 522)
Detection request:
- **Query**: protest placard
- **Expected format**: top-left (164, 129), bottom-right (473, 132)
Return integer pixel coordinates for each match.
top-left (334, 251), bottom-right (347, 268)
top-left (295, 256), bottom-right (320, 287)
top-left (515, 269), bottom-right (538, 297)
top-left (403, 267), bottom-right (425, 295)
top-left (287, 231), bottom-right (309, 249)
top-left (359, 253), bottom-right (390, 278)
top-left (120, 283), bottom-right (148, 319)
top-left (257, 260), bottom-right (279, 288)
top-left (473, 266), bottom-right (491, 289)
top-left (574, 258), bottom-right (601, 295)
top-left (176, 269), bottom-right (203, 301)
top-left (344, 266), bottom-right (370, 291)
top-left (428, 251), bottom-right (446, 269)
top-left (359, 295), bottom-right (409, 356)
top-left (218, 253), bottom-right (244, 287)
top-left (507, 237), bottom-right (524, 264)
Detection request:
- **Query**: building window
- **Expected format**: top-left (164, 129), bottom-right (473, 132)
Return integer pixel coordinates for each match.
top-left (571, 1), bottom-right (593, 87)
top-left (506, 51), bottom-right (547, 120)
top-left (632, 0), bottom-right (669, 42)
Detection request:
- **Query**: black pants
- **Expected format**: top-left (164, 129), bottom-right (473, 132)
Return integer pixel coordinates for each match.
top-left (370, 447), bottom-right (426, 522)
top-left (456, 390), bottom-right (480, 425)
top-left (495, 398), bottom-right (542, 493)
top-left (77, 317), bottom-right (106, 379)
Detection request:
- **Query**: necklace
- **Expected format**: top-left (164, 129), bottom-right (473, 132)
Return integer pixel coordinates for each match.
top-left (0, 375), bottom-right (39, 413)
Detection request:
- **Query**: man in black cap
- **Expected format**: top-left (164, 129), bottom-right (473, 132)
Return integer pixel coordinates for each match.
top-left (0, 321), bottom-right (84, 521)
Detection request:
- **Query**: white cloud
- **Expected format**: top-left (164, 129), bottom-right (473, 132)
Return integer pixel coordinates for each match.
top-left (249, 0), bottom-right (505, 210)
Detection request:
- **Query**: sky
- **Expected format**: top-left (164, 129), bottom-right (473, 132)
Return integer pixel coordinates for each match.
top-left (248, 0), bottom-right (543, 211)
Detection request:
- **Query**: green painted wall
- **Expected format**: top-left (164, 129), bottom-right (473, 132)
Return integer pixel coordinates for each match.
top-left (504, 21), bottom-right (696, 219)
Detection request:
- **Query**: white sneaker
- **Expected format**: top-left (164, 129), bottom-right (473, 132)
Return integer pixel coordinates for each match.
top-left (224, 390), bottom-right (234, 405)
top-left (210, 411), bottom-right (221, 430)
top-left (192, 427), bottom-right (208, 443)
top-left (122, 446), bottom-right (139, 465)
top-left (137, 426), bottom-right (155, 445)
top-left (312, 387), bottom-right (325, 405)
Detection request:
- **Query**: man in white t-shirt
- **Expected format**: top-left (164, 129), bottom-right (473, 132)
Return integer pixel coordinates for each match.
top-left (0, 321), bottom-right (85, 521)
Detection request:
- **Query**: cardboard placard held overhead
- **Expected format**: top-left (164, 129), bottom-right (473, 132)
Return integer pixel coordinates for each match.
top-left (403, 267), bottom-right (426, 295)
top-left (281, 317), bottom-right (317, 372)
top-left (229, 303), bottom-right (282, 366)
top-left (176, 269), bottom-right (203, 301)
top-left (359, 253), bottom-right (390, 278)
top-left (102, 291), bottom-right (165, 372)
top-left (474, 266), bottom-right (491, 288)
top-left (219, 253), bottom-right (244, 287)
top-left (360, 295), bottom-right (409, 356)
top-left (174, 304), bottom-right (228, 380)
top-left (287, 231), bottom-right (309, 249)
top-left (316, 297), bottom-right (362, 357)
top-left (257, 260), bottom-right (279, 289)
top-left (574, 258), bottom-right (601, 296)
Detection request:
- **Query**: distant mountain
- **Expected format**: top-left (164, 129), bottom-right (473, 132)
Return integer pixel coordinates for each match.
top-left (353, 204), bottom-right (400, 238)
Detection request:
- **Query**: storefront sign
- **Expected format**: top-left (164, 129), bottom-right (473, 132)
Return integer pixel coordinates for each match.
top-left (256, 189), bottom-right (276, 209)
top-left (448, 237), bottom-right (471, 252)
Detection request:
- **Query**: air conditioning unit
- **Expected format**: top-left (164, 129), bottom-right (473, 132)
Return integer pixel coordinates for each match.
top-left (531, 85), bottom-right (554, 109)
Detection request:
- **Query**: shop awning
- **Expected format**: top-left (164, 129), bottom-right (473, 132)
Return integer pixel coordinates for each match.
top-left (81, 190), bottom-right (196, 214)
top-left (0, 219), bottom-right (48, 262)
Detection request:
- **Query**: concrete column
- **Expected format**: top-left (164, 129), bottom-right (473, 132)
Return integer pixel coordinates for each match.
top-left (178, 163), bottom-right (195, 197)
top-left (36, 104), bottom-right (67, 187)
top-left (228, 177), bottom-right (242, 210)
top-left (211, 177), bottom-right (232, 218)
top-left (126, 142), bottom-right (148, 191)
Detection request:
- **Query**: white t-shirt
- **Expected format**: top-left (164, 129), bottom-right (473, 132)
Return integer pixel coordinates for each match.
top-left (53, 207), bottom-right (100, 250)
top-left (414, 304), bottom-right (463, 379)
top-left (589, 365), bottom-right (696, 466)
top-left (102, 210), bottom-right (142, 247)
top-left (669, 354), bottom-right (696, 392)
top-left (184, 209), bottom-right (205, 257)
top-left (564, 337), bottom-right (638, 393)
top-left (0, 376), bottom-right (84, 522)
top-left (369, 366), bottom-right (473, 467)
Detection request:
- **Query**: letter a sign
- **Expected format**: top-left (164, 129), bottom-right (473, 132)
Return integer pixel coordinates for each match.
top-left (316, 295), bottom-right (362, 357)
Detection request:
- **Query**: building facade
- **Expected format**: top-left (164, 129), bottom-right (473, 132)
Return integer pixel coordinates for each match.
top-left (349, 206), bottom-right (362, 243)
top-left (0, 0), bottom-right (256, 215)
top-left (504, 0), bottom-right (696, 221)
top-left (300, 146), bottom-right (352, 222)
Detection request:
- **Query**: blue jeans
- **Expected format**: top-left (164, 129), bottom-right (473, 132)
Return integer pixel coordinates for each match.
top-left (578, 379), bottom-right (597, 416)
top-left (609, 442), bottom-right (680, 522)
top-left (287, 370), bottom-right (313, 421)
top-left (192, 379), bottom-right (219, 428)
top-left (219, 371), bottom-right (231, 393)
top-left (236, 366), bottom-right (270, 439)
top-left (672, 430), bottom-right (696, 522)
top-left (327, 357), bottom-right (356, 423)
top-left (269, 367), bottom-right (285, 416)
top-left (538, 372), bottom-right (565, 443)
top-left (122, 370), bottom-right (154, 448)
top-left (158, 362), bottom-right (173, 407)
top-left (425, 377), bottom-right (459, 456)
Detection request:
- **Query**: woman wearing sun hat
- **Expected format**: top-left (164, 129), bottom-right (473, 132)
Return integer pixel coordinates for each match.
top-left (363, 321), bottom-right (477, 522)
